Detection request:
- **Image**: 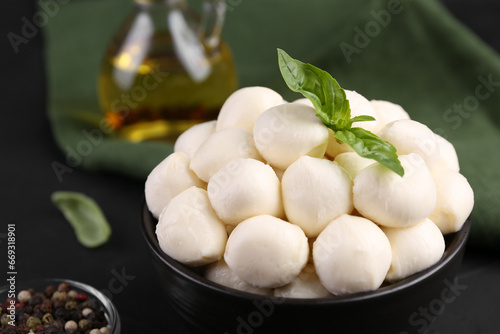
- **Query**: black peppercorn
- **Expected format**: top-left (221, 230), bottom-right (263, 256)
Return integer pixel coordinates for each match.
top-left (40, 301), bottom-right (52, 314)
top-left (28, 294), bottom-right (44, 307)
top-left (44, 285), bottom-right (57, 299)
top-left (53, 307), bottom-right (67, 320)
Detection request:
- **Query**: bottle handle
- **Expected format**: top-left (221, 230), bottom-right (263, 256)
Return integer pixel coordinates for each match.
top-left (199, 0), bottom-right (226, 49)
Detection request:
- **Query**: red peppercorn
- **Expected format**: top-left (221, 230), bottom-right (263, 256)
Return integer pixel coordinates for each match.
top-left (75, 293), bottom-right (88, 302)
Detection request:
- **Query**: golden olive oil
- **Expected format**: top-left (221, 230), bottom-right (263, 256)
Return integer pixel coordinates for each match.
top-left (98, 25), bottom-right (237, 142)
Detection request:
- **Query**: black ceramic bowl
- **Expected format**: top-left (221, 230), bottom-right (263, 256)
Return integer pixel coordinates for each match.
top-left (141, 203), bottom-right (470, 334)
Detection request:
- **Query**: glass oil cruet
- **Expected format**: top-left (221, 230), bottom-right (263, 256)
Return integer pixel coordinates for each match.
top-left (98, 0), bottom-right (238, 142)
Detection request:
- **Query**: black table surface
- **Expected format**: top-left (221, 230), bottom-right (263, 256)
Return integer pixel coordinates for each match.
top-left (1, 1), bottom-right (499, 333)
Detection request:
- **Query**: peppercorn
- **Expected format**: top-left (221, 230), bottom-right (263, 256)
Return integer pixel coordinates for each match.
top-left (44, 285), bottom-right (56, 298)
top-left (57, 282), bottom-right (70, 293)
top-left (40, 300), bottom-right (52, 314)
top-left (79, 318), bottom-right (91, 331)
top-left (64, 320), bottom-right (78, 333)
top-left (44, 324), bottom-right (60, 334)
top-left (32, 308), bottom-right (44, 320)
top-left (53, 307), bottom-right (67, 320)
top-left (23, 305), bottom-right (33, 315)
top-left (1, 314), bottom-right (9, 326)
top-left (75, 292), bottom-right (88, 302)
top-left (2, 325), bottom-right (18, 334)
top-left (26, 316), bottom-right (42, 331)
top-left (28, 294), bottom-right (44, 307)
top-left (52, 299), bottom-right (65, 310)
top-left (81, 299), bottom-right (98, 310)
top-left (17, 290), bottom-right (31, 303)
top-left (65, 300), bottom-right (78, 311)
top-left (50, 291), bottom-right (67, 302)
top-left (100, 327), bottom-right (111, 334)
top-left (42, 312), bottom-right (54, 324)
top-left (67, 290), bottom-right (78, 300)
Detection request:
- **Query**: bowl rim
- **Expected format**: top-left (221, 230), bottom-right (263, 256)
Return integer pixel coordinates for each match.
top-left (141, 200), bottom-right (471, 304)
top-left (0, 277), bottom-right (121, 333)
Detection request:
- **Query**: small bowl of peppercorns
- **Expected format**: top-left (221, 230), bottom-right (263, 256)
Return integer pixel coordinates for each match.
top-left (0, 278), bottom-right (120, 334)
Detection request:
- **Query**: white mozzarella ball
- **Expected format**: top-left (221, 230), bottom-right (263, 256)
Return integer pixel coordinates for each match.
top-left (190, 127), bottom-right (264, 182)
top-left (382, 218), bottom-right (445, 282)
top-left (156, 187), bottom-right (227, 266)
top-left (253, 103), bottom-right (329, 170)
top-left (344, 90), bottom-right (379, 132)
top-left (378, 119), bottom-right (440, 170)
top-left (292, 98), bottom-right (314, 108)
top-left (205, 259), bottom-right (272, 296)
top-left (313, 214), bottom-right (392, 295)
top-left (174, 120), bottom-right (216, 159)
top-left (434, 134), bottom-right (460, 172)
top-left (370, 100), bottom-right (410, 131)
top-left (207, 158), bottom-right (284, 225)
top-left (429, 168), bottom-right (474, 234)
top-left (353, 153), bottom-right (436, 228)
top-left (224, 215), bottom-right (309, 288)
top-left (145, 152), bottom-right (206, 218)
top-left (325, 90), bottom-right (378, 158)
top-left (273, 264), bottom-right (332, 299)
top-left (281, 156), bottom-right (353, 237)
top-left (325, 129), bottom-right (354, 159)
top-left (216, 86), bottom-right (284, 132)
top-left (334, 152), bottom-right (376, 178)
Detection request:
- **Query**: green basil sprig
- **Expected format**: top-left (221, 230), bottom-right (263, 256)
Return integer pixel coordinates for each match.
top-left (277, 48), bottom-right (404, 176)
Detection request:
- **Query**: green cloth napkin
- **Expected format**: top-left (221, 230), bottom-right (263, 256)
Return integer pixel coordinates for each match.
top-left (45, 0), bottom-right (500, 251)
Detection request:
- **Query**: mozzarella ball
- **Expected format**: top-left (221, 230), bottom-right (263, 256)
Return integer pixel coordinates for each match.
top-left (353, 153), bottom-right (436, 228)
top-left (281, 156), bottom-right (353, 237)
top-left (344, 90), bottom-right (379, 132)
top-left (429, 168), bottom-right (474, 234)
top-left (382, 218), bottom-right (445, 282)
top-left (224, 215), bottom-right (309, 288)
top-left (434, 134), bottom-right (460, 172)
top-left (313, 214), bottom-right (392, 295)
top-left (325, 130), bottom-right (354, 159)
top-left (325, 90), bottom-right (378, 158)
top-left (208, 158), bottom-right (284, 225)
top-left (273, 264), bottom-right (332, 299)
top-left (190, 127), bottom-right (263, 182)
top-left (292, 98), bottom-right (314, 108)
top-left (205, 259), bottom-right (272, 296)
top-left (378, 119), bottom-right (440, 170)
top-left (370, 100), bottom-right (410, 131)
top-left (334, 152), bottom-right (375, 178)
top-left (156, 187), bottom-right (227, 266)
top-left (174, 120), bottom-right (216, 159)
top-left (145, 152), bottom-right (206, 218)
top-left (253, 103), bottom-right (329, 170)
top-left (216, 86), bottom-right (284, 132)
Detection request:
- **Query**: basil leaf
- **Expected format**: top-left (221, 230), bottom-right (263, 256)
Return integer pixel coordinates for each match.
top-left (52, 191), bottom-right (112, 248)
top-left (334, 128), bottom-right (404, 176)
top-left (349, 115), bottom-right (376, 124)
top-left (278, 48), bottom-right (350, 131)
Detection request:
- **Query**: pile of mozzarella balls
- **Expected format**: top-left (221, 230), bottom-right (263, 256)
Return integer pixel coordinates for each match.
top-left (145, 86), bottom-right (474, 298)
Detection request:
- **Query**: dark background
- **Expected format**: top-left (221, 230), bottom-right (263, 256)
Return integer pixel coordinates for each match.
top-left (1, 0), bottom-right (499, 333)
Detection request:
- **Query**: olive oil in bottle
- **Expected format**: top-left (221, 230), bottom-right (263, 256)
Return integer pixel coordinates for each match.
top-left (98, 0), bottom-right (237, 142)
